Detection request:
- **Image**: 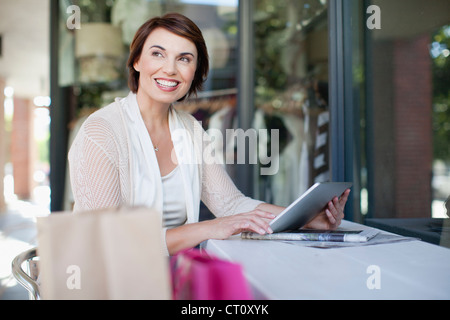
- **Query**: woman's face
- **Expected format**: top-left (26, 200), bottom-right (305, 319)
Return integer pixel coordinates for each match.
top-left (134, 27), bottom-right (198, 105)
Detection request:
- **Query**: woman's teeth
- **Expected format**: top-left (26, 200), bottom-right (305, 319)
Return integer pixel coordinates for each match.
top-left (156, 79), bottom-right (179, 87)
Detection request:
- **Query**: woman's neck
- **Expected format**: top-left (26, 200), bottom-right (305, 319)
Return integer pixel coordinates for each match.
top-left (136, 90), bottom-right (170, 130)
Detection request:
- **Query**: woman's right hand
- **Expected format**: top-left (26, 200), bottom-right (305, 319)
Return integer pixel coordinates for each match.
top-left (204, 210), bottom-right (276, 240)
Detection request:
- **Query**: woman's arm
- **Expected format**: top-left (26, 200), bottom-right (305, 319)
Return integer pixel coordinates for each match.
top-left (69, 130), bottom-right (122, 211)
top-left (166, 209), bottom-right (276, 255)
top-left (166, 189), bottom-right (350, 255)
top-left (256, 203), bottom-right (285, 216)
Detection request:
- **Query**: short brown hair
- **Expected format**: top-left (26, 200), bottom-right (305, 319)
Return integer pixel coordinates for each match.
top-left (127, 13), bottom-right (209, 101)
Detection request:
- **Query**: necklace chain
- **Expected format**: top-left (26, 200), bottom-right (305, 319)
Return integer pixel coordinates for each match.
top-left (149, 126), bottom-right (168, 152)
top-left (152, 136), bottom-right (162, 152)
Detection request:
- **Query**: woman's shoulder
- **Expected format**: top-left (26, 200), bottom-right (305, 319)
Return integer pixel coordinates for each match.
top-left (84, 99), bottom-right (123, 123)
top-left (174, 107), bottom-right (196, 120)
top-left (77, 97), bottom-right (128, 145)
top-left (69, 97), bottom-right (131, 161)
top-left (173, 107), bottom-right (203, 131)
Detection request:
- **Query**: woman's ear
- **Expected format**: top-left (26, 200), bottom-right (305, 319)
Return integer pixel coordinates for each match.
top-left (133, 59), bottom-right (140, 72)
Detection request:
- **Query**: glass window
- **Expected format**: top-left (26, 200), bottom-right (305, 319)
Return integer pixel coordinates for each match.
top-left (252, 0), bottom-right (329, 206)
top-left (361, 0), bottom-right (450, 247)
top-left (61, 0), bottom-right (239, 212)
top-left (65, 0), bottom-right (238, 110)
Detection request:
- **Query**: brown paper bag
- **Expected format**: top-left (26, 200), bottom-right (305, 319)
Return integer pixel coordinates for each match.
top-left (36, 207), bottom-right (171, 300)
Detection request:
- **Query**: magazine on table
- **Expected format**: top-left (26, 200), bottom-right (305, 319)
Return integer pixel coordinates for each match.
top-left (240, 227), bottom-right (419, 249)
top-left (241, 228), bottom-right (380, 243)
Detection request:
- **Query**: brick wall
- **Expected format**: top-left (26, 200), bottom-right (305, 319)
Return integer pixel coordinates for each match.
top-left (393, 34), bottom-right (433, 218)
top-left (11, 97), bottom-right (34, 200)
top-left (0, 79), bottom-right (5, 212)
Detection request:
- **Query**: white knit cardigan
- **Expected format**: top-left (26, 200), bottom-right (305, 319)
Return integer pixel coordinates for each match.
top-left (68, 93), bottom-right (263, 252)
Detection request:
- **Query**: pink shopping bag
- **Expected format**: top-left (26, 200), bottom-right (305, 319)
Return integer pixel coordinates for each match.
top-left (171, 249), bottom-right (253, 300)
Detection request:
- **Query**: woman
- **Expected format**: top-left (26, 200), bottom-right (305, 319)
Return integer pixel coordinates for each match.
top-left (69, 13), bottom-right (350, 255)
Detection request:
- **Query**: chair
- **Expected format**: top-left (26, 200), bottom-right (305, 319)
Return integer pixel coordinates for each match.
top-left (11, 247), bottom-right (40, 300)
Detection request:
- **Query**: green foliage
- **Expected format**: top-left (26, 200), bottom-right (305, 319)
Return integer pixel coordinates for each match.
top-left (254, 0), bottom-right (289, 104)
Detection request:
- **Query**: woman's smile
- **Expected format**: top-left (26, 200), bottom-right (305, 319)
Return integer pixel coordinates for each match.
top-left (154, 78), bottom-right (181, 91)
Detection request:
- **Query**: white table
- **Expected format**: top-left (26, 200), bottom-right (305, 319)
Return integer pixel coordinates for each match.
top-left (203, 221), bottom-right (450, 300)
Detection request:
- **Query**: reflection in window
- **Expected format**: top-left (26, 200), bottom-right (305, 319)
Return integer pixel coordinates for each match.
top-left (368, 0), bottom-right (450, 220)
top-left (63, 0), bottom-right (240, 210)
top-left (431, 25), bottom-right (450, 219)
top-left (253, 0), bottom-right (329, 206)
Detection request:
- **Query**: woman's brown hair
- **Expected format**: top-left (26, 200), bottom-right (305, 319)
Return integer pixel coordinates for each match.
top-left (127, 13), bottom-right (209, 101)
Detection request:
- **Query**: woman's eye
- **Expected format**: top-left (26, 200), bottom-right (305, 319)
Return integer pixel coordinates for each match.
top-left (179, 56), bottom-right (191, 63)
top-left (152, 51), bottom-right (163, 57)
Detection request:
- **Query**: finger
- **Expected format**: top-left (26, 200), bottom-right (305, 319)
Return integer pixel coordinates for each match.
top-left (333, 197), bottom-right (344, 214)
top-left (339, 189), bottom-right (350, 206)
top-left (328, 199), bottom-right (340, 218)
top-left (239, 220), bottom-right (271, 235)
top-left (235, 209), bottom-right (279, 233)
top-left (325, 209), bottom-right (336, 225)
top-left (249, 215), bottom-right (274, 234)
top-left (251, 210), bottom-right (277, 219)
top-left (240, 211), bottom-right (276, 227)
top-left (327, 200), bottom-right (344, 222)
top-left (332, 193), bottom-right (348, 215)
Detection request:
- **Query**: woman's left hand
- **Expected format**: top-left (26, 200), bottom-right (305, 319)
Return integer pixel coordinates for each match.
top-left (303, 189), bottom-right (351, 230)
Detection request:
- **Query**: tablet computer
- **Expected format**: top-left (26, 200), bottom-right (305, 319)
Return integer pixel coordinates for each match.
top-left (269, 182), bottom-right (352, 233)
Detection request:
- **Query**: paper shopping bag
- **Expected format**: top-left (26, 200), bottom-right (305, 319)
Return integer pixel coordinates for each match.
top-left (171, 249), bottom-right (253, 300)
top-left (37, 206), bottom-right (171, 300)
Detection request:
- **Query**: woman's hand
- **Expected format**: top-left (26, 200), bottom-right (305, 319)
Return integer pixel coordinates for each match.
top-left (204, 210), bottom-right (276, 240)
top-left (166, 190), bottom-right (350, 255)
top-left (166, 209), bottom-right (276, 255)
top-left (303, 189), bottom-right (351, 230)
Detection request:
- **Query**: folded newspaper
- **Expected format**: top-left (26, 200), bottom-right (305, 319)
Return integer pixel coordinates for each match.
top-left (241, 228), bottom-right (419, 248)
top-left (242, 229), bottom-right (379, 242)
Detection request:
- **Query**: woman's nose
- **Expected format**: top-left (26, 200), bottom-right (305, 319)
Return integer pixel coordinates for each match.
top-left (162, 59), bottom-right (177, 75)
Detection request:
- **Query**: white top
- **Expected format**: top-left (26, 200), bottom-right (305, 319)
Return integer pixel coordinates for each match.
top-left (68, 92), bottom-right (264, 255)
top-left (161, 166), bottom-right (187, 228)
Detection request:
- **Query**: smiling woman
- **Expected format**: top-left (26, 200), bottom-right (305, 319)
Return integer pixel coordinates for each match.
top-left (132, 28), bottom-right (198, 106)
top-left (68, 13), bottom-right (349, 256)
top-left (127, 13), bottom-right (209, 102)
